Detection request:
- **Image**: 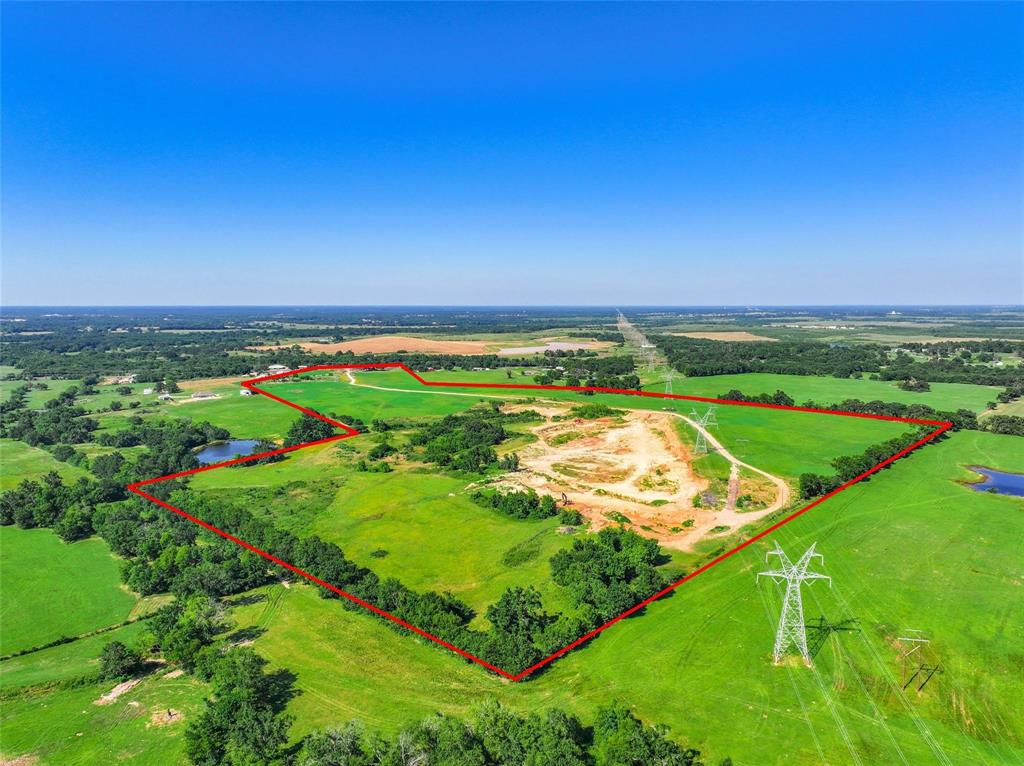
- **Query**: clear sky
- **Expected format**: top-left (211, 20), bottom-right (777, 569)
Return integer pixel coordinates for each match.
top-left (2, 2), bottom-right (1022, 306)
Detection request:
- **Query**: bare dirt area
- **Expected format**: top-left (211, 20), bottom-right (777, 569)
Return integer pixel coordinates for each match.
top-left (1, 755), bottom-right (40, 766)
top-left (148, 708), bottom-right (183, 727)
top-left (495, 408), bottom-right (711, 549)
top-left (671, 331), bottom-right (777, 342)
top-left (177, 375), bottom-right (244, 390)
top-left (94, 677), bottom-right (143, 705)
top-left (257, 335), bottom-right (494, 355)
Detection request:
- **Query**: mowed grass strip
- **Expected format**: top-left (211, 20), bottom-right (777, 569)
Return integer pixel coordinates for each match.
top-left (0, 527), bottom-right (139, 655)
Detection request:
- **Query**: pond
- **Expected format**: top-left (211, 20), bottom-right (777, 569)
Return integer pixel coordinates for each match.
top-left (196, 439), bottom-right (263, 465)
top-left (967, 466), bottom-right (1024, 498)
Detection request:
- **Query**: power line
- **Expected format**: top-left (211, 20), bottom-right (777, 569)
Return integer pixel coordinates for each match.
top-left (758, 542), bottom-right (832, 665)
top-left (689, 406), bottom-right (717, 455)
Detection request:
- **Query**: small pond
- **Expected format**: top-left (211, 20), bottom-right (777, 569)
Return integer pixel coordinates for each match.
top-left (196, 439), bottom-right (263, 465)
top-left (967, 466), bottom-right (1024, 497)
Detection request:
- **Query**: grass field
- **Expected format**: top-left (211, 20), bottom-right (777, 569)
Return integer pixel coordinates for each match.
top-left (3, 363), bottom-right (1019, 765)
top-left (223, 429), bottom-right (1024, 765)
top-left (190, 442), bottom-right (580, 620)
top-left (0, 439), bottom-right (90, 490)
top-left (0, 527), bottom-right (140, 655)
top-left (0, 672), bottom-right (206, 765)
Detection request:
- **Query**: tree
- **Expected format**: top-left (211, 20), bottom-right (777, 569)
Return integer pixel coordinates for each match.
top-left (54, 504), bottom-right (93, 542)
top-left (99, 640), bottom-right (143, 680)
top-left (284, 413), bottom-right (337, 447)
top-left (185, 647), bottom-right (292, 766)
top-left (593, 701), bottom-right (704, 766)
top-left (298, 723), bottom-right (370, 766)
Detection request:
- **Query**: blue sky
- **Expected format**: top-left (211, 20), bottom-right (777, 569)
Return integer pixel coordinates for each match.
top-left (2, 2), bottom-right (1022, 306)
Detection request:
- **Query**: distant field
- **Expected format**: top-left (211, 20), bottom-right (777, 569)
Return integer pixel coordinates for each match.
top-left (227, 429), bottom-right (1024, 765)
top-left (0, 377), bottom-right (82, 408)
top-left (0, 527), bottom-right (139, 655)
top-left (651, 371), bottom-right (1001, 413)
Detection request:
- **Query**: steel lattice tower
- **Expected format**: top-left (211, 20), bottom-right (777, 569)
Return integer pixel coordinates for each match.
top-left (664, 367), bottom-right (674, 396)
top-left (758, 542), bottom-right (831, 665)
top-left (689, 406), bottom-right (717, 454)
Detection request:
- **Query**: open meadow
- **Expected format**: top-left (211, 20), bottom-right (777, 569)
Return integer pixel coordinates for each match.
top-left (221, 429), bottom-right (1024, 765)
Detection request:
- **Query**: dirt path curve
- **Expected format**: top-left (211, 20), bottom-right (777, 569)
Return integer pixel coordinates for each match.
top-left (668, 412), bottom-right (791, 530)
top-left (342, 370), bottom-right (792, 534)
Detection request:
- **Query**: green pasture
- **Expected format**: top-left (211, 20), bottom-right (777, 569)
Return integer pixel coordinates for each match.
top-left (0, 526), bottom-right (139, 655)
top-left (0, 377), bottom-right (82, 408)
top-left (0, 439), bottom-right (90, 490)
top-left (0, 619), bottom-right (152, 692)
top-left (226, 429), bottom-right (1024, 766)
top-left (0, 672), bottom-right (206, 765)
top-left (367, 366), bottom-right (998, 414)
top-left (191, 442), bottom-right (577, 620)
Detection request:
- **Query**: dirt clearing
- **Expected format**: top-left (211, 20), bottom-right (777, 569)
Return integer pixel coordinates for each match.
top-left (94, 677), bottom-right (142, 705)
top-left (256, 335), bottom-right (494, 355)
top-left (496, 404), bottom-right (789, 550)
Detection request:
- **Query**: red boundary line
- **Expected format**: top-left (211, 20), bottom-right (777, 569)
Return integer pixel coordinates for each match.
top-left (127, 362), bottom-right (952, 682)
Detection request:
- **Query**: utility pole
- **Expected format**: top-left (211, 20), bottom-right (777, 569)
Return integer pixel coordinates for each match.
top-left (758, 542), bottom-right (831, 665)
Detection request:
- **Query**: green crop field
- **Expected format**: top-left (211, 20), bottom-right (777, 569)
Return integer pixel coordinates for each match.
top-left (0, 526), bottom-right (140, 655)
top-left (361, 366), bottom-right (997, 414)
top-left (222, 429), bottom-right (1024, 765)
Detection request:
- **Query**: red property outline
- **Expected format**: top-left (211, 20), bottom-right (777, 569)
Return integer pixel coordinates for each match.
top-left (127, 363), bottom-right (952, 681)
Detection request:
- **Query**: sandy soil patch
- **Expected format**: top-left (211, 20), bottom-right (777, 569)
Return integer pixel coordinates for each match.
top-left (94, 677), bottom-right (142, 705)
top-left (672, 331), bottom-right (777, 342)
top-left (163, 669), bottom-right (185, 680)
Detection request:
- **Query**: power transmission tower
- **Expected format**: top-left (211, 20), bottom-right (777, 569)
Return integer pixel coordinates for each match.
top-left (664, 367), bottom-right (674, 396)
top-left (758, 542), bottom-right (831, 665)
top-left (689, 406), bottom-right (717, 454)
